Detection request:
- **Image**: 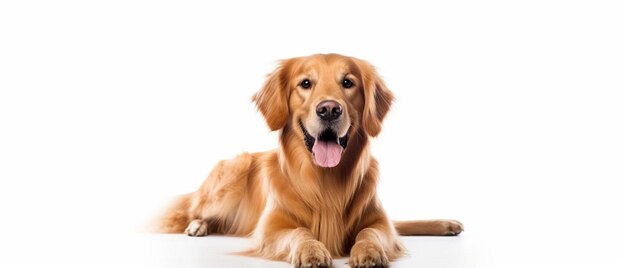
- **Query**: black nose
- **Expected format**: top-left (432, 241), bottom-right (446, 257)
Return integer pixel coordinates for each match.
top-left (316, 100), bottom-right (342, 122)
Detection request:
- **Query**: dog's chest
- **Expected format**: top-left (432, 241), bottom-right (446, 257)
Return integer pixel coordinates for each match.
top-left (308, 204), bottom-right (351, 256)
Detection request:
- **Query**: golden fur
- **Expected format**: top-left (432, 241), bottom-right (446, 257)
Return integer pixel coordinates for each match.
top-left (155, 54), bottom-right (463, 267)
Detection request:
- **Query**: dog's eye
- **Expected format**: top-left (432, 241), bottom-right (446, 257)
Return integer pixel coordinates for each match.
top-left (300, 79), bottom-right (311, 89)
top-left (342, 79), bottom-right (353, 89)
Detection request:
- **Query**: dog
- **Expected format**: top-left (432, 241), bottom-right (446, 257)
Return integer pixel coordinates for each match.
top-left (155, 53), bottom-right (463, 267)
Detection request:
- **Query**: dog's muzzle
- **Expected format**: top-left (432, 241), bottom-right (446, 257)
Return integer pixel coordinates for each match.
top-left (301, 123), bottom-right (348, 168)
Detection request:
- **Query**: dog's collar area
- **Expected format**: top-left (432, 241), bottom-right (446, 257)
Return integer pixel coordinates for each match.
top-left (300, 122), bottom-right (348, 153)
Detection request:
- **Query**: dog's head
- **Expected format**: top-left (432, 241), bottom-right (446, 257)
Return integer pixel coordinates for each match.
top-left (253, 54), bottom-right (393, 168)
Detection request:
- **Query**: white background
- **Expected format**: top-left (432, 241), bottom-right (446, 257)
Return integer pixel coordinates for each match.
top-left (1, 0), bottom-right (625, 267)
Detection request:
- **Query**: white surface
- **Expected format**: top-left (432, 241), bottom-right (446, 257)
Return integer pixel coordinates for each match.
top-left (142, 234), bottom-right (471, 268)
top-left (1, 1), bottom-right (626, 267)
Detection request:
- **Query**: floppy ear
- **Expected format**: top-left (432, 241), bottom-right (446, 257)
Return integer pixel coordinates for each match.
top-left (358, 61), bottom-right (395, 137)
top-left (252, 62), bottom-right (290, 131)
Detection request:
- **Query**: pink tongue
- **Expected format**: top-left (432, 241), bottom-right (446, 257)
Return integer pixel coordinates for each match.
top-left (312, 140), bottom-right (343, 168)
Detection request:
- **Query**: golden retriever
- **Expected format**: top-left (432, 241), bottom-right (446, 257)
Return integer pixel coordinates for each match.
top-left (155, 53), bottom-right (463, 267)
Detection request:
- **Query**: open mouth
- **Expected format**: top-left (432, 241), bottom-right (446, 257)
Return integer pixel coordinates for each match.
top-left (300, 122), bottom-right (348, 168)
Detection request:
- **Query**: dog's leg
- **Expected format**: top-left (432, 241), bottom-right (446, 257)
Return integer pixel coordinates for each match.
top-left (393, 220), bottom-right (464, 236)
top-left (253, 214), bottom-right (332, 268)
top-left (184, 219), bottom-right (209, 236)
top-left (289, 228), bottom-right (333, 268)
top-left (184, 217), bottom-right (223, 236)
top-left (179, 153), bottom-right (260, 237)
top-left (349, 222), bottom-right (404, 268)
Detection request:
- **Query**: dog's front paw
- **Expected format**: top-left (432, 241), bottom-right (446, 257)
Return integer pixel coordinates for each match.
top-left (349, 241), bottom-right (389, 268)
top-left (437, 219), bottom-right (464, 236)
top-left (292, 240), bottom-right (332, 268)
top-left (184, 219), bottom-right (209, 237)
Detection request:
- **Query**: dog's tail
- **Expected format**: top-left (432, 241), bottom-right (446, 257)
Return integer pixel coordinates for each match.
top-left (393, 220), bottom-right (464, 236)
top-left (150, 193), bottom-right (193, 233)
